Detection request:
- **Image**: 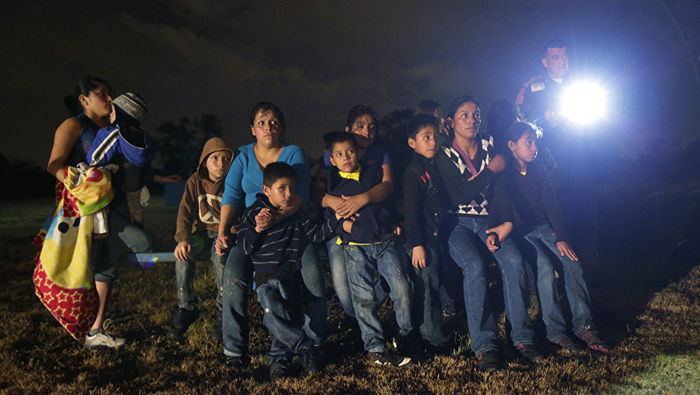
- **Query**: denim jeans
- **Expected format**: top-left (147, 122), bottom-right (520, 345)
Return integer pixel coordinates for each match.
top-left (409, 246), bottom-right (447, 347)
top-left (175, 230), bottom-right (227, 311)
top-left (345, 237), bottom-right (413, 353)
top-left (447, 216), bottom-right (534, 355)
top-left (327, 237), bottom-right (355, 317)
top-left (519, 223), bottom-right (595, 341)
top-left (256, 273), bottom-right (314, 364)
top-left (223, 241), bottom-right (326, 357)
top-left (95, 198), bottom-right (155, 283)
top-left (328, 236), bottom-right (391, 319)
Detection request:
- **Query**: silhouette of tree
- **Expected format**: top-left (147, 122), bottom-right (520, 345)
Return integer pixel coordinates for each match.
top-left (151, 114), bottom-right (223, 176)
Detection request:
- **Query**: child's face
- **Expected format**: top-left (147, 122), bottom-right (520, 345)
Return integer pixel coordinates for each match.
top-left (449, 101), bottom-right (481, 143)
top-left (205, 150), bottom-right (233, 181)
top-left (408, 125), bottom-right (439, 159)
top-left (346, 114), bottom-right (376, 149)
top-left (508, 132), bottom-right (538, 164)
top-left (251, 110), bottom-right (283, 148)
top-left (263, 177), bottom-right (296, 208)
top-left (329, 141), bottom-right (360, 173)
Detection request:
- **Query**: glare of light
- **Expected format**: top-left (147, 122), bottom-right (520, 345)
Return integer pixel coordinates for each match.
top-left (561, 82), bottom-right (608, 125)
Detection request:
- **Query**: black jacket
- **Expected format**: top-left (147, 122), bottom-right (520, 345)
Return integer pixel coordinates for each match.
top-left (401, 153), bottom-right (451, 250)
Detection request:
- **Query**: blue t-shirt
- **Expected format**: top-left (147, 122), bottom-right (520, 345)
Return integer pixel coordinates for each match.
top-left (323, 143), bottom-right (391, 169)
top-left (222, 143), bottom-right (310, 209)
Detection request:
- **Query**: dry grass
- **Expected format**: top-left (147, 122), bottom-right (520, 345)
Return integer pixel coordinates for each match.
top-left (1, 197), bottom-right (700, 394)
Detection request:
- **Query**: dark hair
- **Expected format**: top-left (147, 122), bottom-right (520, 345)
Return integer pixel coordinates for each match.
top-left (345, 105), bottom-right (379, 130)
top-left (487, 100), bottom-right (519, 139)
top-left (542, 39), bottom-right (568, 57)
top-left (64, 75), bottom-right (114, 116)
top-left (250, 102), bottom-right (286, 131)
top-left (407, 114), bottom-right (439, 140)
top-left (414, 100), bottom-right (442, 117)
top-left (505, 122), bottom-right (543, 148)
top-left (447, 95), bottom-right (481, 120)
top-left (327, 131), bottom-right (357, 152)
top-left (263, 162), bottom-right (297, 187)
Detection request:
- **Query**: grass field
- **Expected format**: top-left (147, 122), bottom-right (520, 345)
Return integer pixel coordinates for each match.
top-left (1, 195), bottom-right (699, 394)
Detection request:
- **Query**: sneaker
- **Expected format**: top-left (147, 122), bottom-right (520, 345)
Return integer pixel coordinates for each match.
top-left (166, 307), bottom-right (199, 339)
top-left (210, 313), bottom-right (223, 342)
top-left (517, 344), bottom-right (545, 362)
top-left (553, 335), bottom-right (585, 351)
top-left (299, 347), bottom-right (322, 374)
top-left (225, 354), bottom-right (250, 369)
top-left (369, 350), bottom-right (412, 368)
top-left (394, 332), bottom-right (421, 357)
top-left (85, 329), bottom-right (126, 349)
top-left (476, 350), bottom-right (500, 372)
top-left (269, 361), bottom-right (291, 382)
top-left (576, 327), bottom-right (610, 352)
top-left (424, 342), bottom-right (451, 356)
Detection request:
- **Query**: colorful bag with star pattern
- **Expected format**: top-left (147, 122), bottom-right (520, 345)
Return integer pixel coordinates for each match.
top-left (32, 166), bottom-right (113, 340)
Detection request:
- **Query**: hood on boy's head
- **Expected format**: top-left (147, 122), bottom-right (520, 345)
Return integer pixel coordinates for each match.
top-left (197, 137), bottom-right (234, 181)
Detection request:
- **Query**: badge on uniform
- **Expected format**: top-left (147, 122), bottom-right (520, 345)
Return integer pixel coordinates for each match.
top-left (531, 82), bottom-right (545, 92)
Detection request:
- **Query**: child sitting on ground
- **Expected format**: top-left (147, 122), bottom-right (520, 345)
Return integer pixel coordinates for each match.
top-left (326, 132), bottom-right (414, 367)
top-left (237, 162), bottom-right (335, 382)
top-left (401, 114), bottom-right (450, 355)
top-left (167, 137), bottom-right (233, 340)
top-left (492, 122), bottom-right (609, 352)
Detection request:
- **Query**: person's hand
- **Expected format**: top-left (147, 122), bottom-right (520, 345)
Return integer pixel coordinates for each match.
top-left (215, 233), bottom-right (228, 256)
top-left (335, 194), bottom-right (369, 218)
top-left (412, 246), bottom-right (427, 269)
top-left (486, 222), bottom-right (513, 244)
top-left (485, 233), bottom-right (500, 252)
top-left (487, 154), bottom-right (506, 173)
top-left (255, 208), bottom-right (273, 233)
top-left (155, 174), bottom-right (182, 184)
top-left (393, 225), bottom-right (403, 236)
top-left (174, 240), bottom-right (191, 261)
top-left (557, 241), bottom-right (579, 261)
top-left (342, 219), bottom-right (354, 234)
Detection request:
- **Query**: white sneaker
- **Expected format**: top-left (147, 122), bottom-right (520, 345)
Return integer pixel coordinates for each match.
top-left (85, 329), bottom-right (126, 349)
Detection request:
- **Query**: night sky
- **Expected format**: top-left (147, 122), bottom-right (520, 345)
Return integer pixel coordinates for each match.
top-left (2, 0), bottom-right (699, 167)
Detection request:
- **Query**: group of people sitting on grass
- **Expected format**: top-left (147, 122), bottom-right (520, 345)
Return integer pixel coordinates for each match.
top-left (45, 74), bottom-right (609, 382)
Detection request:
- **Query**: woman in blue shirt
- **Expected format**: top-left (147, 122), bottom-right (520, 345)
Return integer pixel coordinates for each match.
top-left (216, 102), bottom-right (324, 368)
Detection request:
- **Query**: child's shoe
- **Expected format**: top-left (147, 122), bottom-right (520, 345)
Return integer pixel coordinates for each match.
top-left (225, 354), bottom-right (250, 369)
top-left (517, 344), bottom-right (545, 362)
top-left (369, 350), bottom-right (412, 367)
top-left (576, 327), bottom-right (610, 352)
top-left (553, 335), bottom-right (585, 351)
top-left (299, 347), bottom-right (322, 374)
top-left (85, 328), bottom-right (126, 349)
top-left (166, 307), bottom-right (199, 338)
top-left (269, 361), bottom-right (291, 382)
top-left (477, 350), bottom-right (500, 372)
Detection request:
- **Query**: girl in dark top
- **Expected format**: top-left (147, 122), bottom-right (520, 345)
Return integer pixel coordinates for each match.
top-left (491, 122), bottom-right (609, 352)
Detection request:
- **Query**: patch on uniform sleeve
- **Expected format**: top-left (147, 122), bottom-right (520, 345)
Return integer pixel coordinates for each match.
top-left (531, 82), bottom-right (545, 92)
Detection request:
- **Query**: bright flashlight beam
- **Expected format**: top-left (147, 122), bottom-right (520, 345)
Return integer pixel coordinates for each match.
top-left (561, 82), bottom-right (608, 125)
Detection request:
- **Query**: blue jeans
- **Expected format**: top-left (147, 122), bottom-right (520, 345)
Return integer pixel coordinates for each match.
top-left (345, 237), bottom-right (413, 353)
top-left (447, 216), bottom-right (534, 355)
top-left (409, 246), bottom-right (447, 347)
top-left (223, 242), bottom-right (326, 357)
top-left (328, 236), bottom-right (391, 319)
top-left (327, 237), bottom-right (355, 317)
top-left (95, 198), bottom-right (155, 283)
top-left (519, 224), bottom-right (595, 341)
top-left (256, 273), bottom-right (314, 364)
top-left (175, 230), bottom-right (227, 311)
